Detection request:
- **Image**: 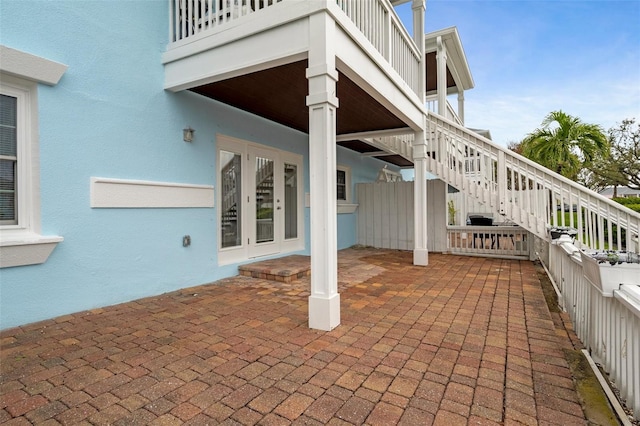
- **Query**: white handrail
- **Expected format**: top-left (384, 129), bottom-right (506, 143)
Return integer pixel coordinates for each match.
top-left (169, 0), bottom-right (277, 42)
top-left (547, 242), bottom-right (639, 419)
top-left (169, 0), bottom-right (421, 96)
top-left (371, 112), bottom-right (640, 252)
top-left (336, 0), bottom-right (421, 94)
top-left (425, 112), bottom-right (640, 251)
top-left (426, 98), bottom-right (463, 126)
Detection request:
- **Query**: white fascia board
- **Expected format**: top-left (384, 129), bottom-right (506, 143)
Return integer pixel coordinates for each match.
top-left (164, 20), bottom-right (309, 91)
top-left (0, 45), bottom-right (68, 86)
top-left (162, 0), bottom-right (322, 64)
top-left (424, 27), bottom-right (474, 91)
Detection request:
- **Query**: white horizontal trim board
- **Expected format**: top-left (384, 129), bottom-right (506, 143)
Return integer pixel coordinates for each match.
top-left (91, 177), bottom-right (214, 208)
top-left (0, 45), bottom-right (68, 86)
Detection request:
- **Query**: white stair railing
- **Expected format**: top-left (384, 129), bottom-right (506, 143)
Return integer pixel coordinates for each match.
top-left (428, 111), bottom-right (640, 251)
top-left (371, 112), bottom-right (640, 252)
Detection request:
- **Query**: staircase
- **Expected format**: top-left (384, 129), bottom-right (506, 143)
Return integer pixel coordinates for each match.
top-left (371, 111), bottom-right (640, 252)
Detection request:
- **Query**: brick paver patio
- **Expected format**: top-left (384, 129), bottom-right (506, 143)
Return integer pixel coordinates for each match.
top-left (0, 248), bottom-right (588, 425)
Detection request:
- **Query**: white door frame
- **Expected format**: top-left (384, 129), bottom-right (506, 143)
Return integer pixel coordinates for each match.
top-left (217, 134), bottom-right (304, 265)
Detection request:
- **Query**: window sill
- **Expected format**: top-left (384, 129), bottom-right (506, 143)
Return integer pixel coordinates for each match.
top-left (0, 233), bottom-right (63, 268)
top-left (337, 203), bottom-right (358, 214)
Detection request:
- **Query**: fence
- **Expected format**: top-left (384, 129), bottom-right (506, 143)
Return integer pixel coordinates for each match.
top-left (356, 180), bottom-right (447, 252)
top-left (547, 241), bottom-right (640, 419)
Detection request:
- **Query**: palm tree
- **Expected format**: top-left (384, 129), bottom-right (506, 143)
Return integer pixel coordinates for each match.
top-left (521, 111), bottom-right (609, 181)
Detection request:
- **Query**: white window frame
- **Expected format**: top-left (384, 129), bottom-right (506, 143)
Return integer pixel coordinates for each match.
top-left (336, 164), bottom-right (358, 214)
top-left (336, 165), bottom-right (351, 203)
top-left (0, 46), bottom-right (67, 268)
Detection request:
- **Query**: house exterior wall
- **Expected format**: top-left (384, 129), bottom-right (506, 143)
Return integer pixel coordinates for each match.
top-left (0, 1), bottom-right (397, 329)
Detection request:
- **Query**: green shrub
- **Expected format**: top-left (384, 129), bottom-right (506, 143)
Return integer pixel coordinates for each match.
top-left (611, 197), bottom-right (640, 212)
top-left (612, 197), bottom-right (640, 205)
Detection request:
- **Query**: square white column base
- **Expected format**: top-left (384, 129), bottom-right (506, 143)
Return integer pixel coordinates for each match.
top-left (309, 293), bottom-right (340, 331)
top-left (413, 248), bottom-right (429, 266)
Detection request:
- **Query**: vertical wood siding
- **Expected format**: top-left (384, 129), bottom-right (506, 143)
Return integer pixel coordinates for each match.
top-left (356, 180), bottom-right (447, 252)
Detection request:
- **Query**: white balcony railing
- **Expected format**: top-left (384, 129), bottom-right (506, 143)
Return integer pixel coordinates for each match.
top-left (169, 0), bottom-right (272, 42)
top-left (547, 241), bottom-right (640, 419)
top-left (168, 0), bottom-right (422, 96)
top-left (335, 0), bottom-right (421, 94)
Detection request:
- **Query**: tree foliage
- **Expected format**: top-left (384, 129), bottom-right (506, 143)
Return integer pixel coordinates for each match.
top-left (506, 141), bottom-right (523, 155)
top-left (582, 118), bottom-right (640, 192)
top-left (520, 111), bottom-right (609, 181)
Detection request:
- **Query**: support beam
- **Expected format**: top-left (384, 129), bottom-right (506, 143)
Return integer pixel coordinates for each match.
top-left (413, 0), bottom-right (428, 265)
top-left (412, 0), bottom-right (426, 98)
top-left (336, 127), bottom-right (414, 142)
top-left (307, 12), bottom-right (340, 331)
top-left (457, 91), bottom-right (465, 125)
top-left (413, 122), bottom-right (429, 266)
top-left (436, 36), bottom-right (447, 117)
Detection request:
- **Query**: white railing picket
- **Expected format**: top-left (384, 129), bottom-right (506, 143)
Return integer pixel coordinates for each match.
top-left (417, 112), bottom-right (640, 252)
top-left (169, 0), bottom-right (421, 97)
top-left (371, 111), bottom-right (639, 253)
top-left (544, 242), bottom-right (640, 419)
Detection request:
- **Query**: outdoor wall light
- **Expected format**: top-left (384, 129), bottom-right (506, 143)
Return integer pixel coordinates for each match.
top-left (183, 127), bottom-right (195, 142)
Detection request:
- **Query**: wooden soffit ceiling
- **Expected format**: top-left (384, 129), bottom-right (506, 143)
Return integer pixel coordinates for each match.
top-left (425, 51), bottom-right (455, 93)
top-left (190, 60), bottom-right (406, 135)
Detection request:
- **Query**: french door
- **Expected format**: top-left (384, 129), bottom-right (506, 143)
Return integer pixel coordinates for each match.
top-left (218, 136), bottom-right (303, 264)
top-left (249, 146), bottom-right (280, 257)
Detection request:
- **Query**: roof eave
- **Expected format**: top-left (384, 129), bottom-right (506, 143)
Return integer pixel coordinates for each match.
top-left (424, 27), bottom-right (475, 92)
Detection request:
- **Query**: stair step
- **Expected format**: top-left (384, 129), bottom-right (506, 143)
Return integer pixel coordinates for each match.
top-left (238, 255), bottom-right (310, 283)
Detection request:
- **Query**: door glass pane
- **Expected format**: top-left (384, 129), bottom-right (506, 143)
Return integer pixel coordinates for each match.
top-left (255, 156), bottom-right (274, 243)
top-left (284, 163), bottom-right (297, 239)
top-left (220, 150), bottom-right (242, 248)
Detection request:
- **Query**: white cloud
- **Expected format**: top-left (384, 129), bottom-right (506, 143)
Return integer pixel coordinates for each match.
top-left (463, 73), bottom-right (640, 146)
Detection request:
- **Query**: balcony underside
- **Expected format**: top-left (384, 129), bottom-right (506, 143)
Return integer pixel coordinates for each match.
top-left (190, 60), bottom-right (414, 167)
top-left (162, 3), bottom-right (450, 168)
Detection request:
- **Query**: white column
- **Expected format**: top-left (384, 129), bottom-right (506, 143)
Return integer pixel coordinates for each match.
top-left (413, 116), bottom-right (429, 266)
top-left (412, 0), bottom-right (428, 266)
top-left (307, 12), bottom-right (340, 331)
top-left (436, 36), bottom-right (447, 116)
top-left (457, 91), bottom-right (465, 125)
top-left (412, 0), bottom-right (426, 98)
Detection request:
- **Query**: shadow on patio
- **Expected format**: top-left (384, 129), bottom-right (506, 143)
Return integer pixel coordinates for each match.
top-left (1, 248), bottom-right (593, 425)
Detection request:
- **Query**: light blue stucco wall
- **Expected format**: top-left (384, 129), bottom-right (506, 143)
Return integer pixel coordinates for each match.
top-left (0, 1), bottom-right (399, 329)
top-left (335, 147), bottom-right (394, 249)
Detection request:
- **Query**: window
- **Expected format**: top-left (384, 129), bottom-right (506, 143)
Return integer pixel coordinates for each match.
top-left (0, 46), bottom-right (67, 268)
top-left (336, 165), bottom-right (357, 214)
top-left (0, 94), bottom-right (17, 224)
top-left (336, 165), bottom-right (351, 203)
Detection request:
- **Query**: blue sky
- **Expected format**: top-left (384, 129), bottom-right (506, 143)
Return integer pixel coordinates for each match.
top-left (396, 0), bottom-right (640, 147)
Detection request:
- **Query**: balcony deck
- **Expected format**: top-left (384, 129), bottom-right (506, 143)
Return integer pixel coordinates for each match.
top-left (162, 0), bottom-right (437, 167)
top-left (0, 248), bottom-right (605, 424)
